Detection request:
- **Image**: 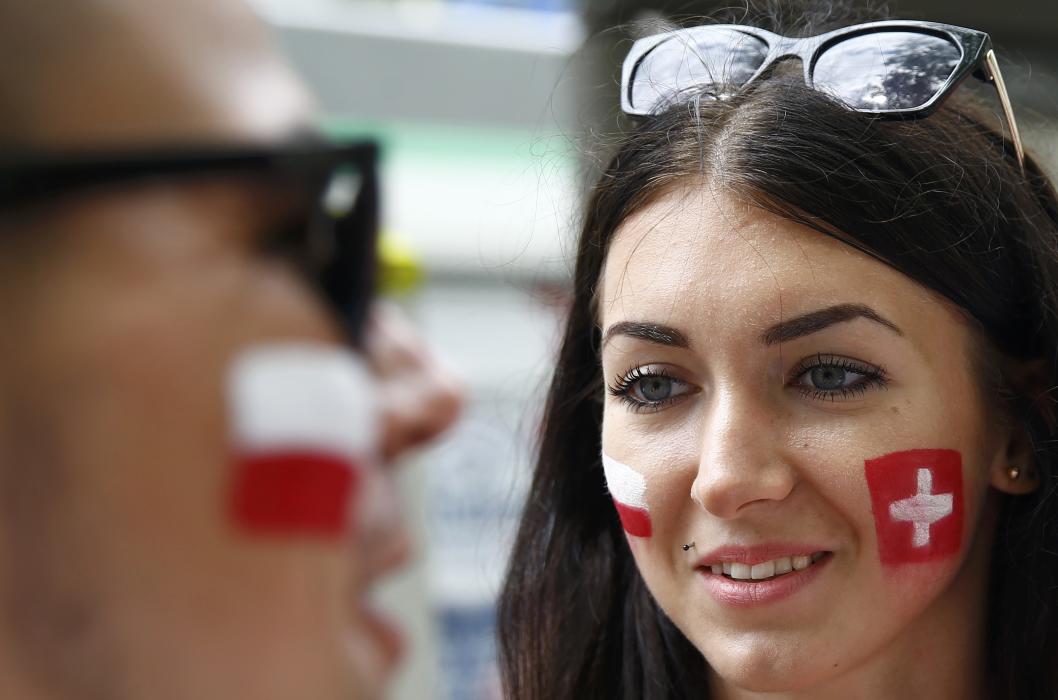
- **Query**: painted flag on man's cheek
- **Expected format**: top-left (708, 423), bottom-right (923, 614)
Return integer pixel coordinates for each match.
top-left (602, 453), bottom-right (652, 538)
top-left (227, 344), bottom-right (377, 539)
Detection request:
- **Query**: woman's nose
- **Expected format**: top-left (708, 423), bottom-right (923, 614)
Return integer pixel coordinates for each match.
top-left (364, 303), bottom-right (464, 463)
top-left (690, 390), bottom-right (796, 519)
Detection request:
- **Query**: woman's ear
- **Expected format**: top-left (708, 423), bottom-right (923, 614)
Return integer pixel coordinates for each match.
top-left (989, 424), bottom-right (1039, 495)
top-left (989, 358), bottom-right (1050, 496)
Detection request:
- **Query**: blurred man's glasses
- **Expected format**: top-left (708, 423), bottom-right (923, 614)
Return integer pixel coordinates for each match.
top-left (0, 140), bottom-right (380, 342)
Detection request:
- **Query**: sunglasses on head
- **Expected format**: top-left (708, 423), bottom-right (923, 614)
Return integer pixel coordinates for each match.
top-left (621, 20), bottom-right (1025, 170)
top-left (0, 140), bottom-right (380, 343)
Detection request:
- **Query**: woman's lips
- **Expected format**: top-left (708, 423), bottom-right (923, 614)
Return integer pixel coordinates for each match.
top-left (695, 546), bottom-right (833, 608)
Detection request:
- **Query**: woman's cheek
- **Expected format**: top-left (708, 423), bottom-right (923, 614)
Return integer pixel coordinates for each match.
top-left (862, 449), bottom-right (965, 568)
top-left (602, 453), bottom-right (654, 538)
top-left (601, 445), bottom-right (969, 581)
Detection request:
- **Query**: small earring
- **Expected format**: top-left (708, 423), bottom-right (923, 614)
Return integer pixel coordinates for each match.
top-left (682, 541), bottom-right (695, 552)
top-left (1007, 466), bottom-right (1022, 481)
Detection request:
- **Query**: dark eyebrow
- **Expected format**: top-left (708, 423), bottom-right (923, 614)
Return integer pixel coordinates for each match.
top-left (760, 303), bottom-right (902, 345)
top-left (603, 321), bottom-right (690, 349)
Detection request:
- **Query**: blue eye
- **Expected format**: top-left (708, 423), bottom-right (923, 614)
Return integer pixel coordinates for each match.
top-left (608, 366), bottom-right (694, 412)
top-left (638, 375), bottom-right (675, 402)
top-left (808, 365), bottom-right (854, 390)
top-left (792, 354), bottom-right (888, 401)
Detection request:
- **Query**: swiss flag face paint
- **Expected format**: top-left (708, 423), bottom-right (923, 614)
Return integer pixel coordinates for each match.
top-left (864, 449), bottom-right (964, 566)
top-left (227, 345), bottom-right (376, 539)
top-left (601, 453), bottom-right (652, 537)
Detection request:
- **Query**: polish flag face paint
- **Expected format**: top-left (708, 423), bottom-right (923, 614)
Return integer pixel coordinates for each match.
top-left (227, 344), bottom-right (376, 539)
top-left (864, 449), bottom-right (964, 566)
top-left (601, 453), bottom-right (652, 537)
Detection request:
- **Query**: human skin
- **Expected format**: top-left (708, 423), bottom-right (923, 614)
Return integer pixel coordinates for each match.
top-left (0, 2), bottom-right (461, 699)
top-left (597, 185), bottom-right (1034, 699)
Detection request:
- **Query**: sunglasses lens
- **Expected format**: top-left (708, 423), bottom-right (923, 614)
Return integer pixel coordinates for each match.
top-left (629, 29), bottom-right (768, 113)
top-left (814, 31), bottom-right (962, 111)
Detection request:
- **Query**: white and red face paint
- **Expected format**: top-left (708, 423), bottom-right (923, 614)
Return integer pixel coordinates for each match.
top-left (864, 449), bottom-right (964, 566)
top-left (227, 344), bottom-right (376, 539)
top-left (601, 453), bottom-right (652, 538)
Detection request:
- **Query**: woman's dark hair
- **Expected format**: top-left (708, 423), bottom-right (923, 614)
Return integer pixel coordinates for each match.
top-left (497, 2), bottom-right (1058, 699)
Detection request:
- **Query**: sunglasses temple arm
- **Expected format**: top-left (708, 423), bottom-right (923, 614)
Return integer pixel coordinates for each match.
top-left (983, 50), bottom-right (1026, 173)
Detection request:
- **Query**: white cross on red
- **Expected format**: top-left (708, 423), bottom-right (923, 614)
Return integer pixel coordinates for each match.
top-left (888, 468), bottom-right (954, 547)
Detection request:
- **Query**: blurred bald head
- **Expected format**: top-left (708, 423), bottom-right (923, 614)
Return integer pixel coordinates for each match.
top-left (0, 4), bottom-right (376, 700)
top-left (0, 0), bottom-right (314, 147)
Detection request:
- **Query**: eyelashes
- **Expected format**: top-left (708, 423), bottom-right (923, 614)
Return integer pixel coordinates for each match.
top-left (607, 354), bottom-right (889, 412)
top-left (608, 366), bottom-right (692, 414)
top-left (789, 353), bottom-right (890, 402)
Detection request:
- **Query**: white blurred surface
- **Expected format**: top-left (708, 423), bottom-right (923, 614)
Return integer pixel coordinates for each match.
top-left (251, 0), bottom-right (584, 54)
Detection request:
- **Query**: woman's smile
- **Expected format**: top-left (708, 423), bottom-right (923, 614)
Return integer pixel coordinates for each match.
top-left (691, 542), bottom-right (832, 604)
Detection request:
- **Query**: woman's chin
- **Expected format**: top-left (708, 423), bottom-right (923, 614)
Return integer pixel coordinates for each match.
top-left (704, 645), bottom-right (837, 695)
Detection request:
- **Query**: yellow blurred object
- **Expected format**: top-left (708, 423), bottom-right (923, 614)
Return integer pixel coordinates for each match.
top-left (378, 232), bottom-right (424, 294)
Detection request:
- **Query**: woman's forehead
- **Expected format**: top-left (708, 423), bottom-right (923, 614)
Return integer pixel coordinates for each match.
top-left (598, 188), bottom-right (944, 345)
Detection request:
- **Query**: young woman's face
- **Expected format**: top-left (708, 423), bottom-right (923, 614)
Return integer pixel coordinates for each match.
top-left (598, 188), bottom-right (1019, 693)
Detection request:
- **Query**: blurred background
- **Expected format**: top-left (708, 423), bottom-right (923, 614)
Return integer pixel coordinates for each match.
top-left (247, 1), bottom-right (1057, 698)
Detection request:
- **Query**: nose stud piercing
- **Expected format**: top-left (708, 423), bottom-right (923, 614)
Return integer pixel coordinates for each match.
top-left (682, 542), bottom-right (695, 552)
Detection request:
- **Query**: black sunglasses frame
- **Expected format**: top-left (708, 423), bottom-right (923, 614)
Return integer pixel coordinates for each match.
top-left (0, 140), bottom-right (381, 343)
top-left (621, 20), bottom-right (1024, 169)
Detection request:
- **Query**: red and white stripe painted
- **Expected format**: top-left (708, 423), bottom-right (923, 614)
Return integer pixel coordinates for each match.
top-left (601, 453), bottom-right (652, 538)
top-left (227, 344), bottom-right (377, 539)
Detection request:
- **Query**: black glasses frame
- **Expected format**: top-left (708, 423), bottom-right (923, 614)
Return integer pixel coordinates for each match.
top-left (0, 140), bottom-right (381, 342)
top-left (621, 20), bottom-right (1024, 169)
